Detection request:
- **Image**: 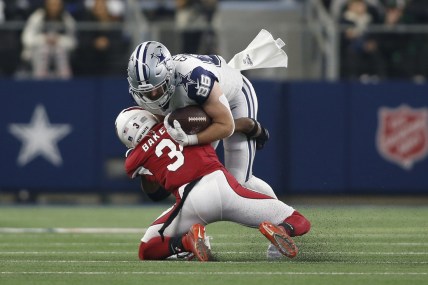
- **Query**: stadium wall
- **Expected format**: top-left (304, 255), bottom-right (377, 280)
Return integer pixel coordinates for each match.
top-left (1, 79), bottom-right (427, 196)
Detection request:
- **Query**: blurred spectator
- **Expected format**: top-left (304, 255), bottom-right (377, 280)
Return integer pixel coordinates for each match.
top-left (175, 0), bottom-right (218, 54)
top-left (20, 0), bottom-right (77, 79)
top-left (330, 0), bottom-right (384, 22)
top-left (339, 0), bottom-right (386, 80)
top-left (374, 1), bottom-right (413, 79)
top-left (0, 1), bottom-right (33, 77)
top-left (143, 0), bottom-right (175, 22)
top-left (400, 0), bottom-right (428, 80)
top-left (73, 0), bottom-right (129, 76)
top-left (84, 0), bottom-right (125, 21)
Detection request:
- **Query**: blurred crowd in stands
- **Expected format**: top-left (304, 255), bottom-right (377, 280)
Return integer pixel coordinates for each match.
top-left (0, 0), bottom-right (218, 79)
top-left (0, 0), bottom-right (131, 79)
top-left (323, 0), bottom-right (428, 82)
top-left (1, 0), bottom-right (428, 81)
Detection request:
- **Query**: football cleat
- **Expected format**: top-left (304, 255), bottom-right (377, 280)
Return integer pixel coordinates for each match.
top-left (183, 224), bottom-right (213, 262)
top-left (259, 221), bottom-right (298, 258)
top-left (167, 236), bottom-right (212, 261)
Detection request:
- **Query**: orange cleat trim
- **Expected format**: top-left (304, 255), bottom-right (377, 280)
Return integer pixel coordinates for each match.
top-left (183, 224), bottom-right (213, 262)
top-left (259, 221), bottom-right (299, 258)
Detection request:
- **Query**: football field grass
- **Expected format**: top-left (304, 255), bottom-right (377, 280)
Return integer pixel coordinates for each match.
top-left (0, 203), bottom-right (427, 285)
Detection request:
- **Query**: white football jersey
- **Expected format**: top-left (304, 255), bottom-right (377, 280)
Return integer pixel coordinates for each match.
top-left (141, 54), bottom-right (243, 115)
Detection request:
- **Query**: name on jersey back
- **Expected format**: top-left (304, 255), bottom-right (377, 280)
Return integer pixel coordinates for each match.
top-left (141, 126), bottom-right (166, 152)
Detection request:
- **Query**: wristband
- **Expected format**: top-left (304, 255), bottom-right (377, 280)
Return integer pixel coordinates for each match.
top-left (187, 134), bottom-right (198, 145)
top-left (247, 118), bottom-right (260, 138)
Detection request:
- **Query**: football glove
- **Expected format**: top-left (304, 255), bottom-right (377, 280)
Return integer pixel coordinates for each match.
top-left (164, 114), bottom-right (198, 146)
top-left (247, 118), bottom-right (270, 150)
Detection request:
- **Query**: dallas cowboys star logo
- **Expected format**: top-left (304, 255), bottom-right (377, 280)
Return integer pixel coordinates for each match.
top-left (151, 48), bottom-right (167, 67)
top-left (177, 71), bottom-right (196, 92)
top-left (8, 104), bottom-right (72, 166)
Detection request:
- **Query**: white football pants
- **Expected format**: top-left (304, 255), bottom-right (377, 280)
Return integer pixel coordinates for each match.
top-left (141, 170), bottom-right (294, 242)
top-left (224, 75), bottom-right (277, 198)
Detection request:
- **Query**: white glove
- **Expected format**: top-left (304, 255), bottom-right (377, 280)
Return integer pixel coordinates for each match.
top-left (164, 114), bottom-right (198, 146)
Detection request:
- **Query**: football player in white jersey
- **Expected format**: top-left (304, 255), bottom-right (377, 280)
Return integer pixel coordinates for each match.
top-left (127, 41), bottom-right (274, 198)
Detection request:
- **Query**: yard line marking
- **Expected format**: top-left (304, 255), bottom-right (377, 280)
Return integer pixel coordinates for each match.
top-left (1, 241), bottom-right (427, 247)
top-left (0, 242), bottom-right (135, 246)
top-left (3, 260), bottom-right (136, 263)
top-left (211, 242), bottom-right (428, 246)
top-left (1, 251), bottom-right (427, 255)
top-left (307, 251), bottom-right (428, 255)
top-left (0, 271), bottom-right (427, 276)
top-left (213, 233), bottom-right (428, 238)
top-left (2, 260), bottom-right (428, 265)
top-left (1, 229), bottom-right (427, 237)
top-left (218, 251), bottom-right (428, 255)
top-left (0, 228), bottom-right (145, 234)
top-left (218, 232), bottom-right (428, 236)
top-left (0, 251), bottom-right (135, 254)
top-left (314, 233), bottom-right (428, 237)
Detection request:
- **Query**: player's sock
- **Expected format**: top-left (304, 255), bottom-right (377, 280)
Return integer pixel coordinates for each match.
top-left (180, 233), bottom-right (192, 252)
top-left (171, 235), bottom-right (187, 254)
top-left (278, 222), bottom-right (295, 236)
top-left (138, 236), bottom-right (175, 260)
top-left (279, 211), bottom-right (311, 237)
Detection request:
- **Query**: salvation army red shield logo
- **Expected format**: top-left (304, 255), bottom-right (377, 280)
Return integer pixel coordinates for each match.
top-left (376, 105), bottom-right (428, 170)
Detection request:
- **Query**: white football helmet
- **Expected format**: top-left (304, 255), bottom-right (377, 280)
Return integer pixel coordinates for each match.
top-left (115, 107), bottom-right (159, 148)
top-left (127, 41), bottom-right (176, 109)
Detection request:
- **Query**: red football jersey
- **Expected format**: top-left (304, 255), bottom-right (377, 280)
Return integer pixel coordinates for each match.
top-left (125, 123), bottom-right (224, 192)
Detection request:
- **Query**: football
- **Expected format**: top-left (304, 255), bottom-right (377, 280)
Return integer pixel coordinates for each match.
top-left (167, 105), bottom-right (212, 135)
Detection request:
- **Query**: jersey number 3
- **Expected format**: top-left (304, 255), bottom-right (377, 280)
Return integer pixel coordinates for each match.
top-left (155, 139), bottom-right (184, 171)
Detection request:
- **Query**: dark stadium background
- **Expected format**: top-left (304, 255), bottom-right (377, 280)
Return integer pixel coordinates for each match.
top-left (1, 0), bottom-right (427, 203)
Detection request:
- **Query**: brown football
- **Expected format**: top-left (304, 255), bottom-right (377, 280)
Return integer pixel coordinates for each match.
top-left (167, 105), bottom-right (212, 135)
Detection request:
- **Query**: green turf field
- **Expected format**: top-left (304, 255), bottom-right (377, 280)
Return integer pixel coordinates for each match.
top-left (0, 204), bottom-right (427, 285)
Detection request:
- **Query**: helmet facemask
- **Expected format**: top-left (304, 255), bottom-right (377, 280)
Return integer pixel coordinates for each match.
top-left (128, 74), bottom-right (175, 110)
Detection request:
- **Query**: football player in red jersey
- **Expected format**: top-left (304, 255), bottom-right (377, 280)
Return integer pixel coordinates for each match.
top-left (115, 107), bottom-right (311, 261)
